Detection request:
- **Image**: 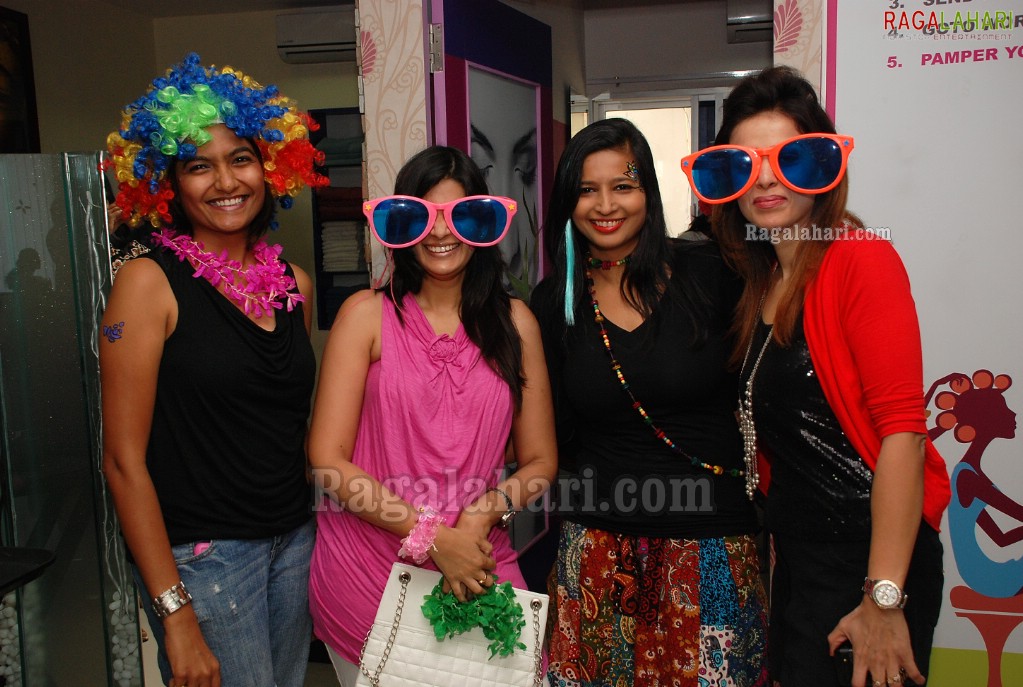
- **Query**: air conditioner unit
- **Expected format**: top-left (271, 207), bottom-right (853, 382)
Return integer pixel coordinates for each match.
top-left (727, 0), bottom-right (773, 44)
top-left (276, 6), bottom-right (357, 64)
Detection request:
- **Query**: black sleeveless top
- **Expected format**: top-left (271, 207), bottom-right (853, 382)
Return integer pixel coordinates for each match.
top-left (532, 242), bottom-right (757, 539)
top-left (742, 315), bottom-right (873, 540)
top-left (143, 248), bottom-right (315, 544)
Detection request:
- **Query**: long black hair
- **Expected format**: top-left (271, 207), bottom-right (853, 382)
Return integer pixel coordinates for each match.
top-left (384, 146), bottom-right (524, 406)
top-left (537, 118), bottom-right (707, 346)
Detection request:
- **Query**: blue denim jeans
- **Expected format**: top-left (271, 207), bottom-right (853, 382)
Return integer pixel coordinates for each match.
top-left (135, 518), bottom-right (315, 687)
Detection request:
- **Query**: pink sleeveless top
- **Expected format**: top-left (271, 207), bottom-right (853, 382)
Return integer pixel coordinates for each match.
top-left (309, 294), bottom-right (524, 662)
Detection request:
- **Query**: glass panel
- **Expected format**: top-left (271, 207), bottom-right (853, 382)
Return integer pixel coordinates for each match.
top-left (0, 153), bottom-right (142, 687)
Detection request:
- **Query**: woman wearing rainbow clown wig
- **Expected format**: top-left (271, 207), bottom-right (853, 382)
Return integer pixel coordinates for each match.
top-left (682, 66), bottom-right (950, 687)
top-left (307, 146), bottom-right (556, 686)
top-left (101, 54), bottom-right (326, 687)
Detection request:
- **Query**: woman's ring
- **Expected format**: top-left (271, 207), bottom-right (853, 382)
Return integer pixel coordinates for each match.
top-left (872, 681), bottom-right (883, 687)
top-left (478, 577), bottom-right (487, 584)
top-left (891, 675), bottom-right (902, 684)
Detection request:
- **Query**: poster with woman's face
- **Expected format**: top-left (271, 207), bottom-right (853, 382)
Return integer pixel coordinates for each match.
top-left (468, 67), bottom-right (538, 295)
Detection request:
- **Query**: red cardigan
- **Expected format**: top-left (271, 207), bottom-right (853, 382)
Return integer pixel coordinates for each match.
top-left (793, 230), bottom-right (950, 531)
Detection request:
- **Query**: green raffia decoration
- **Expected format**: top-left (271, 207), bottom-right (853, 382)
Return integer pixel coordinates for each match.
top-left (420, 577), bottom-right (526, 658)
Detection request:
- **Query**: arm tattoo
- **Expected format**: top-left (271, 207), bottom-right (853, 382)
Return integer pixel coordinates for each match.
top-left (103, 321), bottom-right (125, 343)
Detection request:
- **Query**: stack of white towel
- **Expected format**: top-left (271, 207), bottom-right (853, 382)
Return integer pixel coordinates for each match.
top-left (321, 221), bottom-right (366, 272)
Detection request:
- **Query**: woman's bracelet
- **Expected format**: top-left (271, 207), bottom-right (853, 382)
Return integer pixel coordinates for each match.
top-left (487, 486), bottom-right (514, 512)
top-left (152, 581), bottom-right (192, 619)
top-left (398, 507), bottom-right (443, 564)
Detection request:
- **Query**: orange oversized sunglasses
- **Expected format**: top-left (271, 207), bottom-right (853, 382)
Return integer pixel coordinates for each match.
top-left (681, 133), bottom-right (855, 204)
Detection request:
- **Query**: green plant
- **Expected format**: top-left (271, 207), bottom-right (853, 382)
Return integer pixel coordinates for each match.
top-left (506, 192), bottom-right (539, 301)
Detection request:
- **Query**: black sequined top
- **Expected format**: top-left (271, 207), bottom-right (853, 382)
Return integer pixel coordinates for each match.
top-left (743, 315), bottom-right (873, 540)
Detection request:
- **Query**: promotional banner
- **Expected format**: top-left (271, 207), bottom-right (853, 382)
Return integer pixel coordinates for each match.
top-left (777, 1), bottom-right (1023, 684)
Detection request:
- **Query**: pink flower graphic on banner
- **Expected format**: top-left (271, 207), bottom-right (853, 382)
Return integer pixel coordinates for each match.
top-left (774, 0), bottom-right (803, 54)
top-left (361, 30), bottom-right (377, 76)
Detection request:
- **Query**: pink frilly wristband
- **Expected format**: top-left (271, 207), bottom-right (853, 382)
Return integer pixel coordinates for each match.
top-left (398, 507), bottom-right (443, 564)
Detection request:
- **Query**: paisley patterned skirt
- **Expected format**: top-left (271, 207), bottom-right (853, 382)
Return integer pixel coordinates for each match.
top-left (546, 521), bottom-right (768, 687)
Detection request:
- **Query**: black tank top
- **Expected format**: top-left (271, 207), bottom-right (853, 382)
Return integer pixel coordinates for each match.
top-left (143, 248), bottom-right (315, 544)
top-left (743, 316), bottom-right (873, 540)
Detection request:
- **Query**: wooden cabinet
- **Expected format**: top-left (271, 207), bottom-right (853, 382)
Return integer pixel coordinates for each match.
top-left (309, 107), bottom-right (368, 330)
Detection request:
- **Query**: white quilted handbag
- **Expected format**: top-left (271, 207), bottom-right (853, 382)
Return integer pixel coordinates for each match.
top-left (356, 562), bottom-right (549, 687)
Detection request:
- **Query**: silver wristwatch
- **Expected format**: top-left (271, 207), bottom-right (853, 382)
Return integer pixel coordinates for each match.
top-left (862, 577), bottom-right (907, 610)
top-left (153, 581), bottom-right (193, 618)
top-left (499, 508), bottom-right (518, 528)
top-left (488, 487), bottom-right (517, 528)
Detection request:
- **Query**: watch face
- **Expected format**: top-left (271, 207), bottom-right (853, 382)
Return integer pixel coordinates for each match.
top-left (873, 581), bottom-right (902, 608)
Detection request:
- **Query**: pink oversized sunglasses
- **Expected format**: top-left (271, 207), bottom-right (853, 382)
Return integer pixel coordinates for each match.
top-left (362, 195), bottom-right (517, 249)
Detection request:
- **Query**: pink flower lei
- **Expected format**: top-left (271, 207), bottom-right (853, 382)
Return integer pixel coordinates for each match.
top-left (153, 228), bottom-right (306, 318)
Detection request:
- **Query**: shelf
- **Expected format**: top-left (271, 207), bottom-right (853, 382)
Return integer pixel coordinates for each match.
top-left (309, 107), bottom-right (368, 330)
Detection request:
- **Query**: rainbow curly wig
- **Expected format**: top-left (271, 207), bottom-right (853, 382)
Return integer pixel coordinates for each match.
top-left (104, 52), bottom-right (328, 229)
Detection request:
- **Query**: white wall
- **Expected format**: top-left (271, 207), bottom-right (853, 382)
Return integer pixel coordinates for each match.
top-left (503, 0), bottom-right (769, 117)
top-left (584, 0), bottom-right (772, 95)
top-left (152, 11), bottom-right (360, 114)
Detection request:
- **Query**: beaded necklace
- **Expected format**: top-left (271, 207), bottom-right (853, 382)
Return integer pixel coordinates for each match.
top-left (153, 228), bottom-right (306, 318)
top-left (585, 266), bottom-right (743, 479)
top-left (585, 254), bottom-right (631, 270)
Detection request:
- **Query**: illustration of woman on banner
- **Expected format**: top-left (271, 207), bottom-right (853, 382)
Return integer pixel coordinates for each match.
top-left (927, 370), bottom-right (1023, 598)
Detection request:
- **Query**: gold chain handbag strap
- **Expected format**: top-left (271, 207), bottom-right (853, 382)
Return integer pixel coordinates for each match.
top-left (359, 570), bottom-right (546, 686)
top-left (358, 569), bottom-right (411, 686)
